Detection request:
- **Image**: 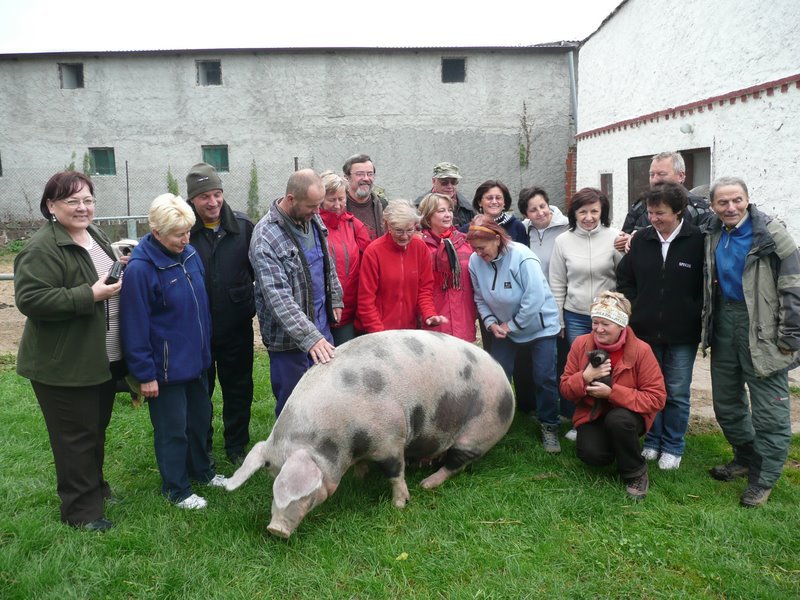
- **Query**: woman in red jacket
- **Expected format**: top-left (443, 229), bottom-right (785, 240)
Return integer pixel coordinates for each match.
top-left (319, 171), bottom-right (371, 345)
top-left (560, 291), bottom-right (666, 500)
top-left (356, 200), bottom-right (448, 333)
top-left (418, 193), bottom-right (477, 342)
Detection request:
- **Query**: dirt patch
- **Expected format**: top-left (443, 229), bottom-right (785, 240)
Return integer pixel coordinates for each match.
top-left (0, 256), bottom-right (24, 356)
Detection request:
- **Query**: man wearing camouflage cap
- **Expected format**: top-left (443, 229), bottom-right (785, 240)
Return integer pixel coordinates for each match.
top-left (415, 162), bottom-right (475, 228)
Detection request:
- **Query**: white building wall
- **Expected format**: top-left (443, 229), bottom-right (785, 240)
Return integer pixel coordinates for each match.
top-left (0, 48), bottom-right (574, 220)
top-left (576, 0), bottom-right (800, 239)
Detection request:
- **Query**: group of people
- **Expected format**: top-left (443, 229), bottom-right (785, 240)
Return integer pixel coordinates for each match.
top-left (14, 150), bottom-right (799, 532)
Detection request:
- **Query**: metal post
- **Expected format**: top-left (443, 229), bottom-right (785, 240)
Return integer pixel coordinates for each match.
top-left (294, 157), bottom-right (299, 172)
top-left (125, 160), bottom-right (131, 216)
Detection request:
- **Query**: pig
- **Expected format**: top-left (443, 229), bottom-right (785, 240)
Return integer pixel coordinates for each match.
top-left (587, 349), bottom-right (612, 387)
top-left (225, 329), bottom-right (515, 538)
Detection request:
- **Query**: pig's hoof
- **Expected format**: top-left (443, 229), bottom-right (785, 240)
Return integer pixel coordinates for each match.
top-left (267, 523), bottom-right (292, 539)
top-left (392, 495), bottom-right (409, 508)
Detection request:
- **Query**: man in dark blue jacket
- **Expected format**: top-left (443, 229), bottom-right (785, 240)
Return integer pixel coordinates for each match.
top-left (186, 163), bottom-right (255, 466)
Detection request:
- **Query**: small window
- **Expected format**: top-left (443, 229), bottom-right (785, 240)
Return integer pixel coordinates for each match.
top-left (202, 145), bottom-right (229, 172)
top-left (441, 58), bottom-right (466, 83)
top-left (88, 147), bottom-right (116, 176)
top-left (197, 60), bottom-right (222, 86)
top-left (59, 63), bottom-right (84, 89)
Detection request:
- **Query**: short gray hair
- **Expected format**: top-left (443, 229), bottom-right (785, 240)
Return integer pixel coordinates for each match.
top-left (710, 176), bottom-right (749, 202)
top-left (148, 194), bottom-right (195, 234)
top-left (320, 170), bottom-right (347, 195)
top-left (383, 199), bottom-right (420, 229)
top-left (651, 151), bottom-right (686, 175)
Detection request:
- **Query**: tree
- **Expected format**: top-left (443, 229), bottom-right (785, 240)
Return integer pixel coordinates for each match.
top-left (82, 152), bottom-right (94, 176)
top-left (167, 166), bottom-right (180, 196)
top-left (65, 151), bottom-right (77, 172)
top-left (247, 159), bottom-right (260, 220)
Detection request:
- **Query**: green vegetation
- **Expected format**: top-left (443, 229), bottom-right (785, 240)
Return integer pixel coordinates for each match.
top-left (247, 159), bottom-right (261, 221)
top-left (0, 239), bottom-right (25, 256)
top-left (167, 166), bottom-right (180, 196)
top-left (1, 352), bottom-right (799, 598)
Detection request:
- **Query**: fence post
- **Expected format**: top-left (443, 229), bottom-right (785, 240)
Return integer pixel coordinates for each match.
top-left (125, 160), bottom-right (131, 216)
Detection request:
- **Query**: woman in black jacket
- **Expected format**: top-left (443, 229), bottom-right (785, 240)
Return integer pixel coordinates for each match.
top-left (616, 183), bottom-right (704, 471)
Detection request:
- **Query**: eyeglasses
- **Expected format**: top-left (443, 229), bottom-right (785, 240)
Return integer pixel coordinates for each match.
top-left (352, 171), bottom-right (375, 178)
top-left (391, 228), bottom-right (417, 237)
top-left (437, 178), bottom-right (459, 186)
top-left (59, 196), bottom-right (96, 207)
top-left (483, 196), bottom-right (505, 205)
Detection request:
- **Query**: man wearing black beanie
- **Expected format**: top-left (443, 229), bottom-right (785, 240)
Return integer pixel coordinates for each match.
top-left (186, 162), bottom-right (255, 466)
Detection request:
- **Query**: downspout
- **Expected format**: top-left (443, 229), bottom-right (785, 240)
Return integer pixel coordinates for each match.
top-left (567, 47), bottom-right (578, 137)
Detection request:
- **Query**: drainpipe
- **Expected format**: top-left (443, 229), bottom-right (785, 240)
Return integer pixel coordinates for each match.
top-left (567, 48), bottom-right (578, 136)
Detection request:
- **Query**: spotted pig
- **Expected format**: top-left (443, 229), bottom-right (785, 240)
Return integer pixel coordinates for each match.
top-left (225, 329), bottom-right (515, 538)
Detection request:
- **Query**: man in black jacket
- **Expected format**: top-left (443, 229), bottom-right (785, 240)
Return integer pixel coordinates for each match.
top-left (615, 151), bottom-right (710, 252)
top-left (186, 163), bottom-right (255, 465)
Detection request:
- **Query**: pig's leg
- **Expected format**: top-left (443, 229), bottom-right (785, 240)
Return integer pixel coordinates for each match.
top-left (376, 456), bottom-right (410, 507)
top-left (420, 447), bottom-right (483, 490)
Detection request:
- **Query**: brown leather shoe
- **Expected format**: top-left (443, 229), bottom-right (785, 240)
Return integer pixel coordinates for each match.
top-left (740, 485), bottom-right (772, 508)
top-left (625, 471), bottom-right (649, 500)
top-left (709, 461), bottom-right (749, 481)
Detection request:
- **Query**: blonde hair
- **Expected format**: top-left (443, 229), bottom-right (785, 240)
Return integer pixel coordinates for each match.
top-left (383, 199), bottom-right (420, 230)
top-left (148, 193), bottom-right (195, 234)
top-left (320, 169), bottom-right (347, 195)
top-left (418, 193), bottom-right (453, 229)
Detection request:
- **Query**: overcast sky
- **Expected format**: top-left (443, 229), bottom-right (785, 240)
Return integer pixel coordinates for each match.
top-left (0, 0), bottom-right (622, 53)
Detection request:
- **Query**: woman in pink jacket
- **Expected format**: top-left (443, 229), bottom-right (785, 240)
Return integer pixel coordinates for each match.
top-left (418, 193), bottom-right (477, 342)
top-left (560, 291), bottom-right (666, 501)
top-left (319, 171), bottom-right (371, 345)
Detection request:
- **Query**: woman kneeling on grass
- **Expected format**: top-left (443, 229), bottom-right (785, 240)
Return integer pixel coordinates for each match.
top-left (560, 291), bottom-right (666, 500)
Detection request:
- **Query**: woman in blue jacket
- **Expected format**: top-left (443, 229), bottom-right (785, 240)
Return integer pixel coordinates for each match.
top-left (121, 194), bottom-right (226, 510)
top-left (467, 215), bottom-right (561, 453)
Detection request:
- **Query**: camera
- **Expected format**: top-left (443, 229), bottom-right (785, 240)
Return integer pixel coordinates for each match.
top-left (106, 261), bottom-right (125, 284)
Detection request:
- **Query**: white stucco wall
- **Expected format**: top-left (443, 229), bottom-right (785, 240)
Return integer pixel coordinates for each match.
top-left (576, 0), bottom-right (800, 240)
top-left (0, 48), bottom-right (574, 221)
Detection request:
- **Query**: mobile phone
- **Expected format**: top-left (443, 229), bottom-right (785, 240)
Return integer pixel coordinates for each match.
top-left (106, 261), bottom-right (125, 284)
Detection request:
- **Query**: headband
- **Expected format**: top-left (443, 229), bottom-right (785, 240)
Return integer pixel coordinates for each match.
top-left (468, 225), bottom-right (499, 235)
top-left (590, 303), bottom-right (629, 328)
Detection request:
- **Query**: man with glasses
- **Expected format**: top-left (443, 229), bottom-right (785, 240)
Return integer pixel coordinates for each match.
top-left (415, 162), bottom-right (475, 228)
top-left (343, 153), bottom-right (387, 240)
top-left (249, 169), bottom-right (343, 417)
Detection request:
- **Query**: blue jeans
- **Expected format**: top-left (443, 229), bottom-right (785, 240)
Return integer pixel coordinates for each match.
top-left (643, 343), bottom-right (696, 456)
top-left (561, 310), bottom-right (593, 418)
top-left (490, 335), bottom-right (559, 427)
top-left (148, 376), bottom-right (215, 502)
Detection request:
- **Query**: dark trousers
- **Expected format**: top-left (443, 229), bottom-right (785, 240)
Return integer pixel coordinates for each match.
top-left (576, 407), bottom-right (646, 479)
top-left (33, 378), bottom-right (115, 525)
top-left (268, 349), bottom-right (314, 417)
top-left (148, 376), bottom-right (215, 502)
top-left (206, 324), bottom-right (254, 459)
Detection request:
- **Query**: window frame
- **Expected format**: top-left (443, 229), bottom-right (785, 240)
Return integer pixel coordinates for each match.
top-left (202, 145), bottom-right (229, 172)
top-left (196, 60), bottom-right (222, 86)
top-left (58, 63), bottom-right (84, 89)
top-left (88, 147), bottom-right (116, 176)
top-left (441, 57), bottom-right (466, 83)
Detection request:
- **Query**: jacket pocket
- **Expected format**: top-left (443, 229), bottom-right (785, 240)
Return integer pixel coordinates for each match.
top-left (228, 283), bottom-right (254, 304)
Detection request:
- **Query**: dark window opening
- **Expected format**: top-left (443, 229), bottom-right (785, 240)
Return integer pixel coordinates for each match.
top-left (59, 63), bottom-right (84, 89)
top-left (442, 58), bottom-right (466, 83)
top-left (197, 60), bottom-right (222, 86)
top-left (627, 147), bottom-right (711, 208)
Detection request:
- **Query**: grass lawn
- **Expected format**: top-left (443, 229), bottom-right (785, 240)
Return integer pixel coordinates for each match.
top-left (1, 351), bottom-right (799, 599)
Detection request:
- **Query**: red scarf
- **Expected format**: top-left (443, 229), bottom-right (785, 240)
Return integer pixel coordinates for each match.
top-left (593, 327), bottom-right (628, 367)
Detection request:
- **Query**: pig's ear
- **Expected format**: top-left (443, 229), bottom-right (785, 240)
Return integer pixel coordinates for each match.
top-left (273, 449), bottom-right (326, 510)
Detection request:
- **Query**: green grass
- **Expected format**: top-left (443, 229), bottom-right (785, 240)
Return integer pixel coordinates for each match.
top-left (1, 351), bottom-right (799, 599)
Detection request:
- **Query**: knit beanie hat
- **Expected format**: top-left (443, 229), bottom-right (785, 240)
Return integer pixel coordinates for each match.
top-left (186, 162), bottom-right (222, 200)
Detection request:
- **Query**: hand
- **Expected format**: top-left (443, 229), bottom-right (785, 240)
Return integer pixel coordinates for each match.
top-left (332, 308), bottom-right (342, 323)
top-left (779, 347), bottom-right (795, 355)
top-left (118, 255), bottom-right (130, 266)
top-left (489, 322), bottom-right (509, 339)
top-left (586, 381), bottom-right (611, 399)
top-left (614, 232), bottom-right (632, 253)
top-left (140, 380), bottom-right (159, 398)
top-left (425, 315), bottom-right (450, 327)
top-left (91, 275), bottom-right (122, 301)
top-left (583, 358), bottom-right (611, 384)
top-left (559, 327), bottom-right (565, 339)
top-left (309, 338), bottom-right (336, 364)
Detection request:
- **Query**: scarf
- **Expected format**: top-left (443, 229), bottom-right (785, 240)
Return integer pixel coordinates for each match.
top-left (494, 212), bottom-right (511, 228)
top-left (593, 327), bottom-right (628, 368)
top-left (320, 209), bottom-right (353, 231)
top-left (428, 228), bottom-right (462, 291)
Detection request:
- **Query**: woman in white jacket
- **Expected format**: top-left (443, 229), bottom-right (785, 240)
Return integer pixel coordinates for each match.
top-left (520, 187), bottom-right (569, 281)
top-left (549, 187), bottom-right (622, 436)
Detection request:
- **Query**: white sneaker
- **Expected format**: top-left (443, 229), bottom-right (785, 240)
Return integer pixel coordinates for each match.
top-left (176, 494), bottom-right (207, 510)
top-left (658, 452), bottom-right (682, 470)
top-left (641, 447), bottom-right (659, 461)
top-left (206, 474), bottom-right (228, 488)
top-left (564, 428), bottom-right (577, 441)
